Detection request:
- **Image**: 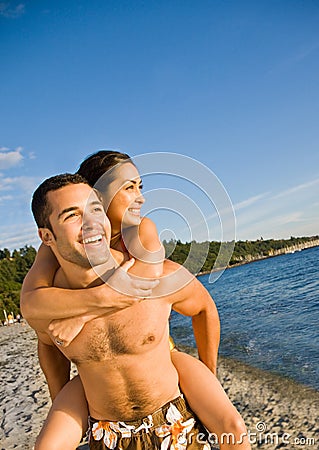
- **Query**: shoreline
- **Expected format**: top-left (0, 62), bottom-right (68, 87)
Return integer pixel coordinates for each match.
top-left (1, 325), bottom-right (318, 449)
top-left (196, 242), bottom-right (319, 277)
top-left (180, 346), bottom-right (319, 449)
top-left (181, 344), bottom-right (319, 394)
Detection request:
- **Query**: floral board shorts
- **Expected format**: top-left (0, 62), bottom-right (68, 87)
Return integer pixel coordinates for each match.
top-left (88, 395), bottom-right (212, 449)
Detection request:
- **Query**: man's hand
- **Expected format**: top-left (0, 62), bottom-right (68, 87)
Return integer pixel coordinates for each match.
top-left (107, 258), bottom-right (160, 298)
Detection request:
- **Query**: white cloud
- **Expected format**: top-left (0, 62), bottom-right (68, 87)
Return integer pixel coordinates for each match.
top-left (233, 192), bottom-right (270, 212)
top-left (0, 230), bottom-right (40, 250)
top-left (28, 151), bottom-right (36, 160)
top-left (0, 146), bottom-right (23, 169)
top-left (272, 211), bottom-right (304, 226)
top-left (0, 175), bottom-right (39, 195)
top-left (0, 174), bottom-right (41, 250)
top-left (172, 176), bottom-right (319, 242)
top-left (272, 178), bottom-right (319, 200)
top-left (234, 177), bottom-right (319, 240)
top-left (268, 41), bottom-right (319, 75)
top-left (0, 2), bottom-right (25, 18)
top-left (0, 195), bottom-right (13, 203)
top-left (0, 223), bottom-right (39, 250)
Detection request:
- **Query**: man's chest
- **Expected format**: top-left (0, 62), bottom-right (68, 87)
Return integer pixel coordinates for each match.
top-left (64, 299), bottom-right (171, 363)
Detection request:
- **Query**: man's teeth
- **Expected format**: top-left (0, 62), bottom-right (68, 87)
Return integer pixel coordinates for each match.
top-left (82, 235), bottom-right (103, 244)
top-left (129, 209), bottom-right (140, 214)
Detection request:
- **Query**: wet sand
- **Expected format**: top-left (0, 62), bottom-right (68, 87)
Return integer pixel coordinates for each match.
top-left (0, 324), bottom-right (318, 449)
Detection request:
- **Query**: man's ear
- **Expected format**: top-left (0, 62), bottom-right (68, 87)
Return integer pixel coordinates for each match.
top-left (38, 228), bottom-right (54, 246)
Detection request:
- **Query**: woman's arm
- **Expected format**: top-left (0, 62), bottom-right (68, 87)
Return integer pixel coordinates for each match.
top-left (20, 249), bottom-right (158, 320)
top-left (46, 219), bottom-right (164, 345)
top-left (24, 218), bottom-right (163, 342)
top-left (123, 217), bottom-right (165, 279)
top-left (22, 243), bottom-right (59, 292)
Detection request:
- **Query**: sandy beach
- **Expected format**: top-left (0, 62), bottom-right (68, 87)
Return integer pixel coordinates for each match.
top-left (0, 323), bottom-right (318, 450)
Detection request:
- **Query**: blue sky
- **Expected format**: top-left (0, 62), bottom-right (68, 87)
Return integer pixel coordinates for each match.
top-left (1, 0), bottom-right (318, 250)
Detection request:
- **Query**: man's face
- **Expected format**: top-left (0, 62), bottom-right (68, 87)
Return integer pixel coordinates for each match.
top-left (44, 183), bottom-right (111, 268)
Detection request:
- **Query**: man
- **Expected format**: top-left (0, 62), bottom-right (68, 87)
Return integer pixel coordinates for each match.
top-left (26, 173), bottom-right (218, 449)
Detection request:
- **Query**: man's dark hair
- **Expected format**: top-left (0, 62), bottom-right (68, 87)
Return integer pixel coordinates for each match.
top-left (77, 150), bottom-right (133, 187)
top-left (31, 173), bottom-right (88, 231)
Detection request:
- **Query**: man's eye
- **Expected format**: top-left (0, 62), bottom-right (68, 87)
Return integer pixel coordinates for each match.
top-left (139, 184), bottom-right (143, 190)
top-left (93, 207), bottom-right (104, 213)
top-left (126, 185), bottom-right (134, 190)
top-left (65, 213), bottom-right (78, 221)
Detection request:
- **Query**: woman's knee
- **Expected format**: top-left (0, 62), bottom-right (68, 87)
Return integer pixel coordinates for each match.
top-left (34, 435), bottom-right (56, 450)
top-left (35, 435), bottom-right (77, 450)
top-left (222, 411), bottom-right (248, 438)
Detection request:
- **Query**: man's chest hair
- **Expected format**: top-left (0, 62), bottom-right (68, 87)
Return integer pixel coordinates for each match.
top-left (65, 299), bottom-right (171, 364)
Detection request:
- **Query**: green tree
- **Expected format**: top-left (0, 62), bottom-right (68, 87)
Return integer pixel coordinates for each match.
top-left (0, 245), bottom-right (36, 318)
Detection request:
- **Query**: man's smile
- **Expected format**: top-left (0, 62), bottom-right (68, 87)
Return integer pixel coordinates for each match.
top-left (82, 234), bottom-right (104, 245)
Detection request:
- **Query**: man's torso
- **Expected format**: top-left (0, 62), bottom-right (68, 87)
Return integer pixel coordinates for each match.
top-left (34, 276), bottom-right (180, 420)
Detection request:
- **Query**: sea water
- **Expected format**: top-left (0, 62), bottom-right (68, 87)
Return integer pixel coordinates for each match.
top-left (170, 245), bottom-right (319, 390)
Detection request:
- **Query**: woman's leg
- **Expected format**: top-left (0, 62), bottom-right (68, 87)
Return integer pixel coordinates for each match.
top-left (171, 350), bottom-right (251, 449)
top-left (35, 375), bottom-right (88, 450)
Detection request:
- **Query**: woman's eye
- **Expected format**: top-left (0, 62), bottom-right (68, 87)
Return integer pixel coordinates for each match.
top-left (125, 183), bottom-right (143, 191)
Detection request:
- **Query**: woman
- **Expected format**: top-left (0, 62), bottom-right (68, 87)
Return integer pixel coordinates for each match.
top-left (21, 151), bottom-right (250, 449)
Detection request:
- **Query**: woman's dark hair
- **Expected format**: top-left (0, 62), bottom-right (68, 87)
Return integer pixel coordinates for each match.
top-left (77, 150), bottom-right (133, 187)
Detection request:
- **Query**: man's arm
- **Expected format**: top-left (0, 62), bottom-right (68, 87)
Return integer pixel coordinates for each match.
top-left (37, 332), bottom-right (70, 401)
top-left (171, 276), bottom-right (220, 375)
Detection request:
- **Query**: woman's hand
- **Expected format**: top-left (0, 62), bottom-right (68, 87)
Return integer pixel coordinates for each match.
top-left (48, 316), bottom-right (86, 347)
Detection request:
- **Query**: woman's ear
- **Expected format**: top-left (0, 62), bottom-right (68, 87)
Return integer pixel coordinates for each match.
top-left (38, 228), bottom-right (54, 246)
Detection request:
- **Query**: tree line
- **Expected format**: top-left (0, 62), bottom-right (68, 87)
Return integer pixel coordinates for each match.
top-left (0, 246), bottom-right (36, 321)
top-left (162, 235), bottom-right (319, 274)
top-left (0, 235), bottom-right (318, 321)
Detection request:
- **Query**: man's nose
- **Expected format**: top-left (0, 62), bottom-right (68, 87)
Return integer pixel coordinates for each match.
top-left (82, 213), bottom-right (100, 229)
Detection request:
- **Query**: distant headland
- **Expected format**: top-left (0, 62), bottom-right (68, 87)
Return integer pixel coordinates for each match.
top-left (162, 235), bottom-right (319, 275)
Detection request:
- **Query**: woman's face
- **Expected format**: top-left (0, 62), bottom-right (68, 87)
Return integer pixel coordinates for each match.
top-left (104, 162), bottom-right (145, 232)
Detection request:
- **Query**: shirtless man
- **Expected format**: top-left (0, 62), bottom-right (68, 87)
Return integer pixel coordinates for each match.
top-left (27, 173), bottom-right (217, 449)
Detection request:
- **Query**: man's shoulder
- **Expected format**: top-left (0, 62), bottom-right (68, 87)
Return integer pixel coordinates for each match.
top-left (111, 248), bottom-right (125, 266)
top-left (162, 259), bottom-right (194, 282)
top-left (156, 260), bottom-right (197, 304)
top-left (53, 267), bottom-right (69, 288)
